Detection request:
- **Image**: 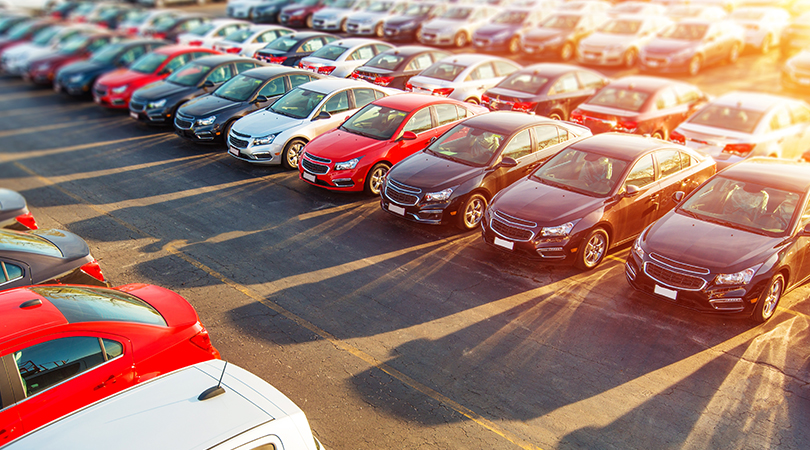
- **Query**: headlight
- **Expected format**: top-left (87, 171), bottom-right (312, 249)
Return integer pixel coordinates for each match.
top-left (69, 74), bottom-right (84, 83)
top-left (714, 265), bottom-right (762, 286)
top-left (632, 237), bottom-right (645, 261)
top-left (540, 220), bottom-right (578, 237)
top-left (147, 99), bottom-right (166, 109)
top-left (424, 187), bottom-right (454, 202)
top-left (334, 157), bottom-right (362, 171)
top-left (252, 134), bottom-right (276, 146)
top-left (111, 85), bottom-right (128, 94)
top-left (196, 115), bottom-right (216, 126)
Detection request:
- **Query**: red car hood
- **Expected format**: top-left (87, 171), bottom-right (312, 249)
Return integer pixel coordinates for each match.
top-left (97, 68), bottom-right (160, 89)
top-left (306, 129), bottom-right (388, 161)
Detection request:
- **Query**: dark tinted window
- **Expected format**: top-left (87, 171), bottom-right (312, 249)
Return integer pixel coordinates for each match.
top-left (102, 338), bottom-right (123, 359)
top-left (289, 74), bottom-right (313, 88)
top-left (235, 62), bottom-right (257, 73)
top-left (577, 71), bottom-right (605, 89)
top-left (15, 337), bottom-right (106, 396)
top-left (348, 45), bottom-right (375, 61)
top-left (403, 108), bottom-right (432, 134)
top-left (118, 45), bottom-right (147, 66)
top-left (258, 77), bottom-right (286, 97)
top-left (323, 91), bottom-right (350, 113)
top-left (0, 261), bottom-right (23, 283)
top-left (502, 129), bottom-right (532, 159)
top-left (207, 64), bottom-right (234, 84)
top-left (32, 286), bottom-right (167, 326)
top-left (656, 149), bottom-right (682, 178)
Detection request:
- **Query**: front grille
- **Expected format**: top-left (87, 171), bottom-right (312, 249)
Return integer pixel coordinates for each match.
top-left (303, 152), bottom-right (330, 164)
top-left (649, 253), bottom-right (709, 274)
top-left (644, 262), bottom-right (707, 290)
top-left (490, 217), bottom-right (533, 242)
top-left (229, 134), bottom-right (249, 149)
top-left (130, 100), bottom-right (145, 111)
top-left (385, 178), bottom-right (421, 206)
top-left (175, 113), bottom-right (193, 130)
top-left (301, 158), bottom-right (329, 175)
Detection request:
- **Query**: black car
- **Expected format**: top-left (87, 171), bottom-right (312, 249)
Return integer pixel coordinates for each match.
top-left (145, 14), bottom-right (209, 43)
top-left (472, 7), bottom-right (545, 54)
top-left (780, 12), bottom-right (810, 57)
top-left (520, 12), bottom-right (606, 62)
top-left (0, 228), bottom-right (108, 290)
top-left (481, 134), bottom-right (715, 270)
top-left (174, 66), bottom-right (325, 144)
top-left (382, 2), bottom-right (446, 42)
top-left (130, 55), bottom-right (263, 126)
top-left (380, 112), bottom-right (592, 230)
top-left (481, 63), bottom-right (609, 120)
top-left (626, 158), bottom-right (810, 323)
top-left (254, 32), bottom-right (337, 66)
top-left (55, 39), bottom-right (167, 96)
top-left (350, 45), bottom-right (449, 90)
top-left (0, 189), bottom-right (37, 231)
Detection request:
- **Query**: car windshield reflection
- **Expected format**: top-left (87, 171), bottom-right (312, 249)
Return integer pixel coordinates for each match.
top-left (532, 148), bottom-right (629, 197)
top-left (340, 104), bottom-right (407, 140)
top-left (270, 87), bottom-right (325, 119)
top-left (427, 124), bottom-right (503, 166)
top-left (214, 74), bottom-right (262, 102)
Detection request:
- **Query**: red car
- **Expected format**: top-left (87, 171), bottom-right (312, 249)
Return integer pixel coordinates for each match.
top-left (0, 283), bottom-right (220, 445)
top-left (299, 94), bottom-right (487, 195)
top-left (25, 32), bottom-right (120, 86)
top-left (93, 45), bottom-right (219, 109)
top-left (569, 75), bottom-right (707, 140)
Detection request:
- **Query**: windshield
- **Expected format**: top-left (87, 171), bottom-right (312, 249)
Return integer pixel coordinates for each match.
top-left (188, 22), bottom-right (215, 36)
top-left (687, 104), bottom-right (764, 133)
top-left (441, 6), bottom-right (473, 20)
top-left (130, 53), bottom-right (168, 74)
top-left (659, 23), bottom-right (707, 40)
top-left (427, 124), bottom-right (504, 166)
top-left (365, 52), bottom-right (404, 70)
top-left (532, 148), bottom-right (629, 197)
top-left (598, 19), bottom-right (642, 35)
top-left (265, 35), bottom-right (299, 51)
top-left (588, 87), bottom-right (649, 112)
top-left (341, 104), bottom-right (407, 140)
top-left (333, 0), bottom-right (354, 8)
top-left (155, 16), bottom-right (181, 32)
top-left (31, 25), bottom-right (59, 45)
top-left (679, 176), bottom-right (800, 236)
top-left (122, 9), bottom-right (149, 25)
top-left (540, 14), bottom-right (580, 30)
top-left (389, 2), bottom-right (407, 15)
top-left (419, 62), bottom-right (464, 81)
top-left (58, 34), bottom-right (90, 55)
top-left (90, 43), bottom-right (125, 64)
top-left (215, 74), bottom-right (263, 102)
top-left (270, 87), bottom-right (325, 119)
top-left (224, 28), bottom-right (253, 43)
top-left (310, 44), bottom-right (347, 61)
top-left (6, 22), bottom-right (35, 40)
top-left (492, 10), bottom-right (528, 25)
top-left (167, 62), bottom-right (210, 86)
top-left (497, 72), bottom-right (548, 94)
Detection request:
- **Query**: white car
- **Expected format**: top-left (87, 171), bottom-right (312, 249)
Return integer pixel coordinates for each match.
top-left (312, 0), bottom-right (370, 32)
top-left (418, 4), bottom-right (500, 48)
top-left (297, 38), bottom-right (393, 78)
top-left (577, 14), bottom-right (672, 67)
top-left (177, 19), bottom-right (250, 49)
top-left (2, 360), bottom-right (323, 450)
top-left (606, 1), bottom-right (665, 16)
top-left (728, 6), bottom-right (790, 54)
top-left (213, 25), bottom-right (293, 58)
top-left (345, 0), bottom-right (406, 37)
top-left (556, 0), bottom-right (612, 13)
top-left (1, 24), bottom-right (99, 76)
top-left (226, 0), bottom-right (267, 20)
top-left (406, 53), bottom-right (521, 104)
top-left (227, 78), bottom-right (394, 168)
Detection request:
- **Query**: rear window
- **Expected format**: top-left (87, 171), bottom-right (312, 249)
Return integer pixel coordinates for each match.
top-left (0, 230), bottom-right (62, 257)
top-left (419, 63), bottom-right (465, 82)
top-left (33, 286), bottom-right (167, 326)
top-left (688, 104), bottom-right (765, 133)
top-left (310, 44), bottom-right (348, 61)
top-left (588, 87), bottom-right (650, 112)
top-left (497, 72), bottom-right (548, 94)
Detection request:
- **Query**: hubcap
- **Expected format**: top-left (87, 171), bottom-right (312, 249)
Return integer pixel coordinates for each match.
top-left (762, 278), bottom-right (782, 319)
top-left (584, 234), bottom-right (606, 267)
top-left (465, 198), bottom-right (484, 227)
top-left (369, 167), bottom-right (387, 194)
top-left (288, 143), bottom-right (303, 167)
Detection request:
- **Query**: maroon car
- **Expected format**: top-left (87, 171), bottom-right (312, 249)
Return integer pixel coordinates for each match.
top-left (0, 19), bottom-right (54, 54)
top-left (569, 75), bottom-right (707, 140)
top-left (26, 32), bottom-right (119, 85)
top-left (278, 0), bottom-right (332, 28)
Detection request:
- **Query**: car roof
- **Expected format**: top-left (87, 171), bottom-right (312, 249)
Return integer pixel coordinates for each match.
top-left (238, 66), bottom-right (314, 80)
top-left (462, 111), bottom-right (559, 134)
top-left (710, 91), bottom-right (792, 112)
top-left (570, 132), bottom-right (680, 161)
top-left (519, 62), bottom-right (590, 77)
top-left (190, 54), bottom-right (258, 66)
top-left (379, 45), bottom-right (440, 57)
top-left (607, 75), bottom-right (689, 92)
top-left (721, 158), bottom-right (810, 193)
top-left (4, 360), bottom-right (307, 450)
top-left (329, 37), bottom-right (387, 48)
top-left (298, 78), bottom-right (378, 94)
top-left (0, 287), bottom-right (68, 343)
top-left (373, 93), bottom-right (462, 110)
top-left (284, 31), bottom-right (334, 40)
top-left (436, 53), bottom-right (511, 66)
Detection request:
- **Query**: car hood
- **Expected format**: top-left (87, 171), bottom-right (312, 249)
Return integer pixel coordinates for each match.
top-left (580, 33), bottom-right (632, 49)
top-left (644, 210), bottom-right (783, 270)
top-left (29, 51), bottom-right (70, 66)
top-left (231, 108), bottom-right (305, 136)
top-left (523, 28), bottom-right (566, 41)
top-left (4, 42), bottom-right (46, 58)
top-left (305, 129), bottom-right (386, 160)
top-left (97, 68), bottom-right (151, 87)
top-left (313, 8), bottom-right (346, 19)
top-left (475, 23), bottom-right (520, 37)
top-left (58, 60), bottom-right (113, 77)
top-left (389, 152), bottom-right (481, 191)
top-left (35, 229), bottom-right (90, 260)
top-left (180, 94), bottom-right (243, 117)
top-left (135, 80), bottom-right (196, 100)
top-left (492, 177), bottom-right (603, 225)
top-left (643, 38), bottom-right (696, 54)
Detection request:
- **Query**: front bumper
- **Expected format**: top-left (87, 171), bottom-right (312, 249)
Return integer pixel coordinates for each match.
top-left (129, 99), bottom-right (173, 124)
top-left (93, 85), bottom-right (131, 109)
top-left (419, 31), bottom-right (455, 46)
top-left (299, 154), bottom-right (363, 191)
top-left (578, 49), bottom-right (626, 66)
top-left (379, 178), bottom-right (461, 225)
top-left (226, 131), bottom-right (283, 165)
top-left (55, 75), bottom-right (94, 96)
top-left (383, 26), bottom-right (417, 41)
top-left (521, 40), bottom-right (564, 57)
top-left (346, 21), bottom-right (375, 35)
top-left (480, 212), bottom-right (582, 263)
top-left (313, 17), bottom-right (340, 30)
top-left (639, 55), bottom-right (692, 74)
top-left (174, 113), bottom-right (226, 143)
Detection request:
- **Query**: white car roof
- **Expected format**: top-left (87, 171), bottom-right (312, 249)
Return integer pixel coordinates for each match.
top-left (5, 360), bottom-right (315, 450)
top-left (300, 77), bottom-right (389, 94)
top-left (435, 52), bottom-right (515, 67)
top-left (711, 91), bottom-right (797, 112)
top-left (329, 37), bottom-right (390, 49)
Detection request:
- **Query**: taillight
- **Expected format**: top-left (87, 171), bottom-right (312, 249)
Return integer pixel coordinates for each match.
top-left (670, 130), bottom-right (686, 144)
top-left (570, 110), bottom-right (583, 124)
top-left (350, 70), bottom-right (359, 79)
top-left (405, 81), bottom-right (413, 91)
top-left (188, 40), bottom-right (203, 46)
top-left (15, 212), bottom-right (37, 230)
top-left (513, 101), bottom-right (538, 114)
top-left (373, 76), bottom-right (394, 86)
top-left (481, 94), bottom-right (490, 103)
top-left (318, 66), bottom-right (336, 74)
top-left (80, 259), bottom-right (105, 283)
top-left (432, 87), bottom-right (454, 97)
top-left (226, 47), bottom-right (241, 54)
top-left (617, 119), bottom-right (638, 132)
top-left (126, 27), bottom-right (138, 35)
top-left (722, 142), bottom-right (755, 157)
top-left (298, 62), bottom-right (305, 68)
top-left (98, 21), bottom-right (109, 28)
top-left (191, 328), bottom-right (220, 358)
top-left (153, 32), bottom-right (167, 40)
top-left (269, 56), bottom-right (287, 64)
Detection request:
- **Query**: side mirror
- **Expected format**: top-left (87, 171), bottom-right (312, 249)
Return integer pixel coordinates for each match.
top-left (499, 156), bottom-right (518, 168)
top-left (254, 95), bottom-right (269, 103)
top-left (624, 184), bottom-right (640, 197)
top-left (398, 131), bottom-right (417, 141)
top-left (314, 110), bottom-right (331, 121)
top-left (202, 80), bottom-right (215, 88)
top-left (672, 191), bottom-right (685, 203)
top-left (429, 136), bottom-right (438, 144)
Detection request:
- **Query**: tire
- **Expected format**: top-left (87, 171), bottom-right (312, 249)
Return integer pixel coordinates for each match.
top-left (507, 36), bottom-right (520, 55)
top-left (623, 48), bottom-right (637, 68)
top-left (340, 18), bottom-right (347, 33)
top-left (375, 22), bottom-right (384, 38)
top-left (753, 273), bottom-right (784, 323)
top-left (465, 97), bottom-right (479, 105)
top-left (549, 111), bottom-right (564, 121)
top-left (687, 55), bottom-right (702, 76)
top-left (456, 193), bottom-right (487, 230)
top-left (306, 15), bottom-right (314, 29)
top-left (761, 34), bottom-right (772, 54)
top-left (728, 43), bottom-right (740, 63)
top-left (575, 228), bottom-right (609, 270)
top-left (222, 120), bottom-right (235, 146)
top-left (560, 42), bottom-right (574, 61)
top-left (364, 162), bottom-right (390, 196)
top-left (282, 138), bottom-right (306, 170)
top-left (454, 31), bottom-right (468, 48)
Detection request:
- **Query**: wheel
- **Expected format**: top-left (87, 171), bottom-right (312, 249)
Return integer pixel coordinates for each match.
top-left (753, 273), bottom-right (784, 323)
top-left (364, 162), bottom-right (390, 195)
top-left (560, 42), bottom-right (574, 61)
top-left (465, 97), bottom-right (479, 105)
top-left (761, 34), bottom-right (772, 54)
top-left (456, 193), bottom-right (487, 230)
top-left (222, 120), bottom-right (235, 145)
top-left (306, 14), bottom-right (313, 29)
top-left (728, 43), bottom-right (740, 63)
top-left (651, 130), bottom-right (665, 140)
top-left (340, 18), bottom-right (347, 33)
top-left (507, 36), bottom-right (520, 55)
top-left (623, 48), bottom-right (637, 68)
top-left (575, 228), bottom-right (609, 270)
top-left (374, 22), bottom-right (384, 38)
top-left (454, 31), bottom-right (468, 48)
top-left (282, 138), bottom-right (306, 169)
top-left (549, 111), bottom-right (564, 121)
top-left (687, 55), bottom-right (702, 76)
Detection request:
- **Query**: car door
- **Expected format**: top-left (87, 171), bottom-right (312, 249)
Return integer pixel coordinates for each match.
top-left (0, 259), bottom-right (30, 290)
top-left (0, 354), bottom-right (24, 443)
top-left (495, 127), bottom-right (536, 189)
top-left (311, 89), bottom-right (352, 135)
top-left (792, 199), bottom-right (810, 283)
top-left (467, 61), bottom-right (500, 96)
top-left (390, 106), bottom-right (435, 164)
top-left (652, 149), bottom-right (693, 220)
top-left (607, 153), bottom-right (661, 244)
top-left (546, 73), bottom-right (581, 119)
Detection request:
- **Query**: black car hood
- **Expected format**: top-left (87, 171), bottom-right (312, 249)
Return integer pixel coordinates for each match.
top-left (476, 23), bottom-right (520, 37)
top-left (135, 80), bottom-right (197, 101)
top-left (179, 93), bottom-right (242, 117)
top-left (58, 60), bottom-right (114, 77)
top-left (492, 178), bottom-right (603, 226)
top-left (644, 210), bottom-right (782, 270)
top-left (34, 229), bottom-right (90, 260)
top-left (389, 152), bottom-right (482, 191)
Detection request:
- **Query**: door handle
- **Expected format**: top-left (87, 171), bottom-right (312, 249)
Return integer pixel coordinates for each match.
top-left (95, 374), bottom-right (117, 390)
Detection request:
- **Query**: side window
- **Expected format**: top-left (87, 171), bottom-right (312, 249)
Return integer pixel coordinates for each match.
top-left (323, 91), bottom-right (350, 113)
top-left (557, 127), bottom-right (570, 142)
top-left (352, 88), bottom-right (377, 109)
top-left (493, 60), bottom-right (518, 77)
top-left (0, 261), bottom-right (23, 283)
top-left (502, 129), bottom-right (532, 159)
top-left (258, 77), bottom-right (286, 97)
top-left (673, 84), bottom-right (700, 105)
top-left (680, 151), bottom-right (694, 169)
top-left (372, 44), bottom-right (390, 54)
top-left (469, 62), bottom-right (496, 81)
top-left (533, 125), bottom-right (560, 150)
top-left (235, 61), bottom-right (257, 73)
top-left (655, 149), bottom-right (682, 178)
top-left (577, 71), bottom-right (604, 90)
top-left (102, 338), bottom-right (123, 359)
top-left (769, 106), bottom-right (793, 131)
top-left (14, 337), bottom-right (113, 397)
top-left (373, 90), bottom-right (385, 100)
top-left (206, 65), bottom-right (234, 84)
top-left (257, 30), bottom-right (279, 43)
top-left (799, 200), bottom-right (810, 229)
top-left (434, 103), bottom-right (459, 126)
top-left (300, 38), bottom-right (324, 53)
top-left (405, 53), bottom-right (433, 72)
top-left (118, 46), bottom-right (147, 66)
top-left (624, 154), bottom-right (656, 189)
top-left (289, 74), bottom-right (313, 88)
top-left (550, 74), bottom-right (580, 95)
top-left (790, 104), bottom-right (810, 125)
top-left (163, 54), bottom-right (190, 73)
top-left (403, 108), bottom-right (433, 134)
top-left (655, 88), bottom-right (679, 110)
top-left (349, 45), bottom-right (375, 61)
top-left (456, 105), bottom-right (472, 118)
top-left (218, 24), bottom-right (239, 37)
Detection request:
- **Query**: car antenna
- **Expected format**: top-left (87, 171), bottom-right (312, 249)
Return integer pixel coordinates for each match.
top-left (198, 361), bottom-right (228, 401)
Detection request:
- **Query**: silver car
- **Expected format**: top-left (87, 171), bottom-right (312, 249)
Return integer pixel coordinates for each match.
top-left (227, 78), bottom-right (395, 168)
top-left (345, 0), bottom-right (407, 37)
top-left (418, 4), bottom-right (501, 48)
top-left (311, 0), bottom-right (370, 32)
top-left (672, 91), bottom-right (810, 169)
top-left (406, 53), bottom-right (522, 104)
top-left (297, 38), bottom-right (393, 78)
top-left (577, 15), bottom-right (672, 68)
top-left (728, 6), bottom-right (790, 54)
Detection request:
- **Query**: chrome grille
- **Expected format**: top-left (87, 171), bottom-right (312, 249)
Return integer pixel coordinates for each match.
top-left (229, 134), bottom-right (249, 149)
top-left (303, 152), bottom-right (330, 164)
top-left (490, 210), bottom-right (535, 242)
top-left (385, 179), bottom-right (421, 206)
top-left (301, 158), bottom-right (328, 175)
top-left (129, 100), bottom-right (145, 111)
top-left (649, 253), bottom-right (710, 275)
top-left (644, 262), bottom-right (707, 291)
top-left (174, 113), bottom-right (193, 130)
top-left (232, 130), bottom-right (251, 139)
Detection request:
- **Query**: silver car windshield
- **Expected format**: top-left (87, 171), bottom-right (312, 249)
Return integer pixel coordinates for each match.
top-left (687, 105), bottom-right (764, 133)
top-left (270, 87), bottom-right (326, 119)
